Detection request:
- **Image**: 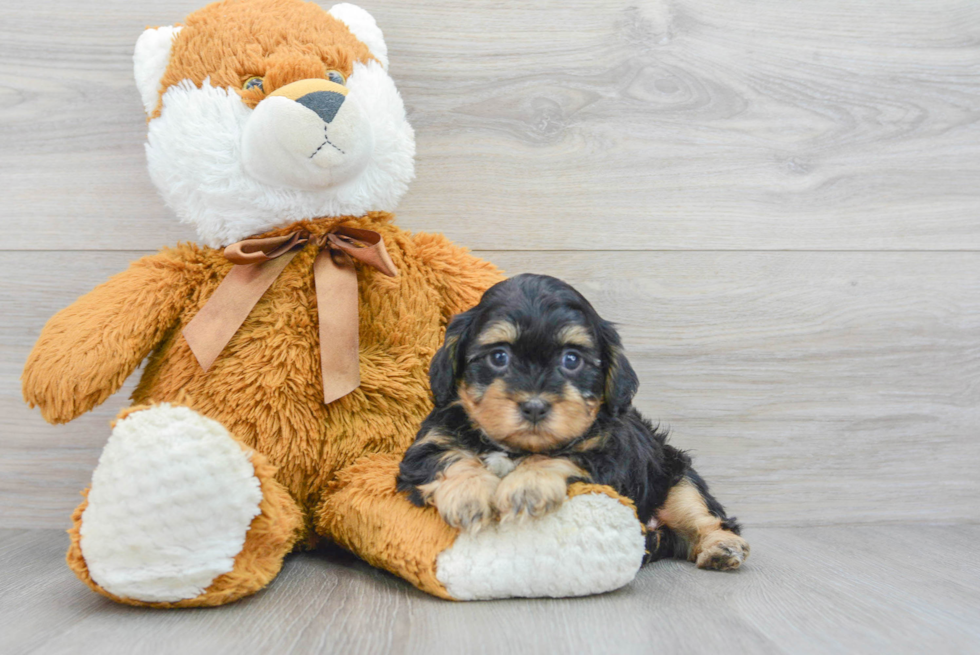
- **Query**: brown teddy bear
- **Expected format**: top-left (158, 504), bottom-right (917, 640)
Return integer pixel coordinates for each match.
top-left (22, 0), bottom-right (645, 606)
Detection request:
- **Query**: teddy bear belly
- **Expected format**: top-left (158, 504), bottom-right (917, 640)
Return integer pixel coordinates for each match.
top-left (131, 329), bottom-right (434, 514)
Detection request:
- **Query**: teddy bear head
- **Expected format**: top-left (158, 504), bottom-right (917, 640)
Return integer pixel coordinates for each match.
top-left (135, 0), bottom-right (415, 247)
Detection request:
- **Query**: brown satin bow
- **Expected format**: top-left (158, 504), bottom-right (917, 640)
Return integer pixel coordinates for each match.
top-left (182, 226), bottom-right (398, 404)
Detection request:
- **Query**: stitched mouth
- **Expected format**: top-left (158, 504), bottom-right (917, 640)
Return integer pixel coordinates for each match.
top-left (309, 126), bottom-right (345, 158)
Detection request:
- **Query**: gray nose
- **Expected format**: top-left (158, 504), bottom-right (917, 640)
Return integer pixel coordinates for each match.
top-left (296, 91), bottom-right (346, 123)
top-left (519, 398), bottom-right (552, 424)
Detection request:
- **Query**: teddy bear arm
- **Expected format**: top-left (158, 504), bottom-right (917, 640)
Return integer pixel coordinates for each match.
top-left (410, 232), bottom-right (506, 320)
top-left (22, 251), bottom-right (196, 424)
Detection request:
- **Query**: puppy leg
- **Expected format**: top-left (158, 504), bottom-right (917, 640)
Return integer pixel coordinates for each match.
top-left (656, 471), bottom-right (749, 571)
top-left (494, 456), bottom-right (587, 522)
top-left (418, 455), bottom-right (500, 532)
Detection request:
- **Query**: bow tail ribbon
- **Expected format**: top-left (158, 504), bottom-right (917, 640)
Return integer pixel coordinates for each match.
top-left (182, 227), bottom-right (398, 404)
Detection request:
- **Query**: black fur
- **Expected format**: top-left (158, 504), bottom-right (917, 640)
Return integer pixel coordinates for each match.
top-left (397, 274), bottom-right (741, 564)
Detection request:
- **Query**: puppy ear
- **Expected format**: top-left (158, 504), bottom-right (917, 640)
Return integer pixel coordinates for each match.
top-left (133, 25), bottom-right (183, 115)
top-left (328, 4), bottom-right (389, 70)
top-left (429, 309), bottom-right (477, 406)
top-left (599, 320), bottom-right (639, 415)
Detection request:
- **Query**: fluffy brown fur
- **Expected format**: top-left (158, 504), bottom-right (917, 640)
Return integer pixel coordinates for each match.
top-left (154, 0), bottom-right (375, 116)
top-left (25, 212), bottom-right (504, 603)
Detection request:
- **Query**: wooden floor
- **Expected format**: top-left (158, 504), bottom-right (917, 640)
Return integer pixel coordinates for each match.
top-left (2, 526), bottom-right (978, 655)
top-left (2, 0), bottom-right (979, 652)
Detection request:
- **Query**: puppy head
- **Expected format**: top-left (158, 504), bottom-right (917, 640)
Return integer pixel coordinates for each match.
top-left (430, 274), bottom-right (638, 453)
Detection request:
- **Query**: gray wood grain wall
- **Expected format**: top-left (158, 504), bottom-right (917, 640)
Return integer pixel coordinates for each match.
top-left (2, 0), bottom-right (978, 530)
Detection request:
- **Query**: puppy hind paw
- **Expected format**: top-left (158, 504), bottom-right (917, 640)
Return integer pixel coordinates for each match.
top-left (696, 533), bottom-right (750, 571)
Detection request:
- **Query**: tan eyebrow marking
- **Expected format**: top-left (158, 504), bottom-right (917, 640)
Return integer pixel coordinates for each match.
top-left (557, 324), bottom-right (594, 349)
top-left (476, 320), bottom-right (520, 346)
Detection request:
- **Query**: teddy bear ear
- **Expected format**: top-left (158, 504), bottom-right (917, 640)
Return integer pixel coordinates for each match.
top-left (133, 25), bottom-right (183, 115)
top-left (328, 3), bottom-right (389, 71)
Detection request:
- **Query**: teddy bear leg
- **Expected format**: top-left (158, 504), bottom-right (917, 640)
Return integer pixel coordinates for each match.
top-left (315, 454), bottom-right (646, 600)
top-left (67, 403), bottom-right (303, 608)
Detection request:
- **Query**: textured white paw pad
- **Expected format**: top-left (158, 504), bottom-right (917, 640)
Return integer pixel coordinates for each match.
top-left (436, 493), bottom-right (645, 600)
top-left (79, 404), bottom-right (262, 602)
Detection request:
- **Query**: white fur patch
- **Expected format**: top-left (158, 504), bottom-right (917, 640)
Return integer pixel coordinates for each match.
top-left (481, 451), bottom-right (517, 478)
top-left (329, 3), bottom-right (389, 70)
top-left (79, 404), bottom-right (262, 603)
top-left (436, 493), bottom-right (645, 600)
top-left (146, 60), bottom-right (415, 247)
top-left (133, 26), bottom-right (183, 115)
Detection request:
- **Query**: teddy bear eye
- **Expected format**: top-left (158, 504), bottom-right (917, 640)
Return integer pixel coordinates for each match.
top-left (326, 70), bottom-right (346, 85)
top-left (243, 76), bottom-right (264, 92)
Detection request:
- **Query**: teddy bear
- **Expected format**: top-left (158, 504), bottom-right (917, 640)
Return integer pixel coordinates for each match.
top-left (22, 0), bottom-right (646, 606)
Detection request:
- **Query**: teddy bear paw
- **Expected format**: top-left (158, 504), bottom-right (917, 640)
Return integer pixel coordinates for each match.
top-left (78, 404), bottom-right (263, 603)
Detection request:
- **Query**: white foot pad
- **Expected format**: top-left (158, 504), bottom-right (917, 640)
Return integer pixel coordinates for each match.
top-left (436, 492), bottom-right (645, 600)
top-left (80, 404), bottom-right (262, 602)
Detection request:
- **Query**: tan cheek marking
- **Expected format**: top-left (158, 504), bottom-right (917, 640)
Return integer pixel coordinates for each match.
top-left (459, 380), bottom-right (524, 442)
top-left (476, 321), bottom-right (520, 346)
top-left (461, 381), bottom-right (599, 453)
top-left (557, 324), bottom-right (595, 349)
top-left (537, 384), bottom-right (600, 447)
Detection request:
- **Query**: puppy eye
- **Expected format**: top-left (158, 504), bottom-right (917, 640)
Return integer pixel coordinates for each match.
top-left (487, 349), bottom-right (510, 370)
top-left (326, 70), bottom-right (346, 85)
top-left (243, 76), bottom-right (265, 92)
top-left (560, 350), bottom-right (583, 373)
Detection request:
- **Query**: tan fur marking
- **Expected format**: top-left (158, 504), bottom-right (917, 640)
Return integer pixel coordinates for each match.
top-left (460, 381), bottom-right (599, 453)
top-left (415, 428), bottom-right (455, 449)
top-left (656, 479), bottom-right (750, 570)
top-left (571, 432), bottom-right (608, 452)
top-left (557, 324), bottom-right (594, 349)
top-left (544, 383), bottom-right (600, 446)
top-left (476, 320), bottom-right (520, 346)
top-left (604, 345), bottom-right (625, 401)
top-left (417, 456), bottom-right (500, 532)
top-left (494, 455), bottom-right (588, 521)
top-left (459, 379), bottom-right (520, 441)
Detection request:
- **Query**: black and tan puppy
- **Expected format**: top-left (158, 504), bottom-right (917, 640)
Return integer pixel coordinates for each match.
top-left (397, 274), bottom-right (749, 570)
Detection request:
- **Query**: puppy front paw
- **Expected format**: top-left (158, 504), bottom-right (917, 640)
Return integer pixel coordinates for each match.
top-left (436, 486), bottom-right (496, 532)
top-left (696, 531), bottom-right (750, 571)
top-left (421, 458), bottom-right (500, 532)
top-left (493, 467), bottom-right (567, 522)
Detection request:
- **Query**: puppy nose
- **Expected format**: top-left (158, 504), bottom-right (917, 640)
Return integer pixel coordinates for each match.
top-left (296, 90), bottom-right (346, 124)
top-left (519, 398), bottom-right (552, 423)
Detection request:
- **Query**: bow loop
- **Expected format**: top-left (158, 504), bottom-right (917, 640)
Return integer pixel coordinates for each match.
top-left (325, 226), bottom-right (399, 278)
top-left (182, 225), bottom-right (397, 404)
top-left (223, 231), bottom-right (311, 264)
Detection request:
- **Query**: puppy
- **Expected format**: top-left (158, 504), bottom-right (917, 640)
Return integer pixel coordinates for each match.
top-left (397, 274), bottom-right (749, 570)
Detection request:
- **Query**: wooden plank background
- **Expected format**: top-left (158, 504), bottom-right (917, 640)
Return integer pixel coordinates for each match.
top-left (1, 0), bottom-right (978, 530)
